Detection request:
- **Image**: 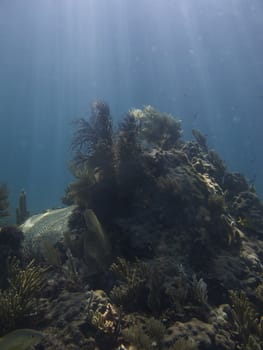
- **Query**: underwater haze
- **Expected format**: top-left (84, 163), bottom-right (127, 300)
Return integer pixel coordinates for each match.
top-left (0, 0), bottom-right (263, 215)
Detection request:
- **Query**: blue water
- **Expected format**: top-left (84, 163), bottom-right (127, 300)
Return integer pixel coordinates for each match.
top-left (0, 0), bottom-right (263, 215)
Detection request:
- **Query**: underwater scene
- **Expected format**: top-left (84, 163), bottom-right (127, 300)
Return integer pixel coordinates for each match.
top-left (0, 1), bottom-right (263, 349)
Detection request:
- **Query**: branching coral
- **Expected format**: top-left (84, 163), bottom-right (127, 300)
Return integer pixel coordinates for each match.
top-left (0, 258), bottom-right (47, 333)
top-left (71, 100), bottom-right (114, 176)
top-left (191, 274), bottom-right (208, 306)
top-left (16, 190), bottom-right (30, 225)
top-left (0, 184), bottom-right (9, 219)
top-left (229, 290), bottom-right (262, 349)
top-left (110, 258), bottom-right (168, 315)
top-left (110, 257), bottom-right (149, 309)
top-left (66, 100), bottom-right (117, 220)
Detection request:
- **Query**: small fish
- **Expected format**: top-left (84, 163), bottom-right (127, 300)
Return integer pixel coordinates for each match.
top-left (0, 329), bottom-right (44, 350)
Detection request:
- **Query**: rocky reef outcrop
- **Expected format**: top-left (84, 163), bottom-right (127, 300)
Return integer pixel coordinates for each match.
top-left (1, 103), bottom-right (262, 350)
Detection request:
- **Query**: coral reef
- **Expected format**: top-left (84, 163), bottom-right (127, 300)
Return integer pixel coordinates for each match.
top-left (130, 105), bottom-right (182, 150)
top-left (2, 102), bottom-right (263, 350)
